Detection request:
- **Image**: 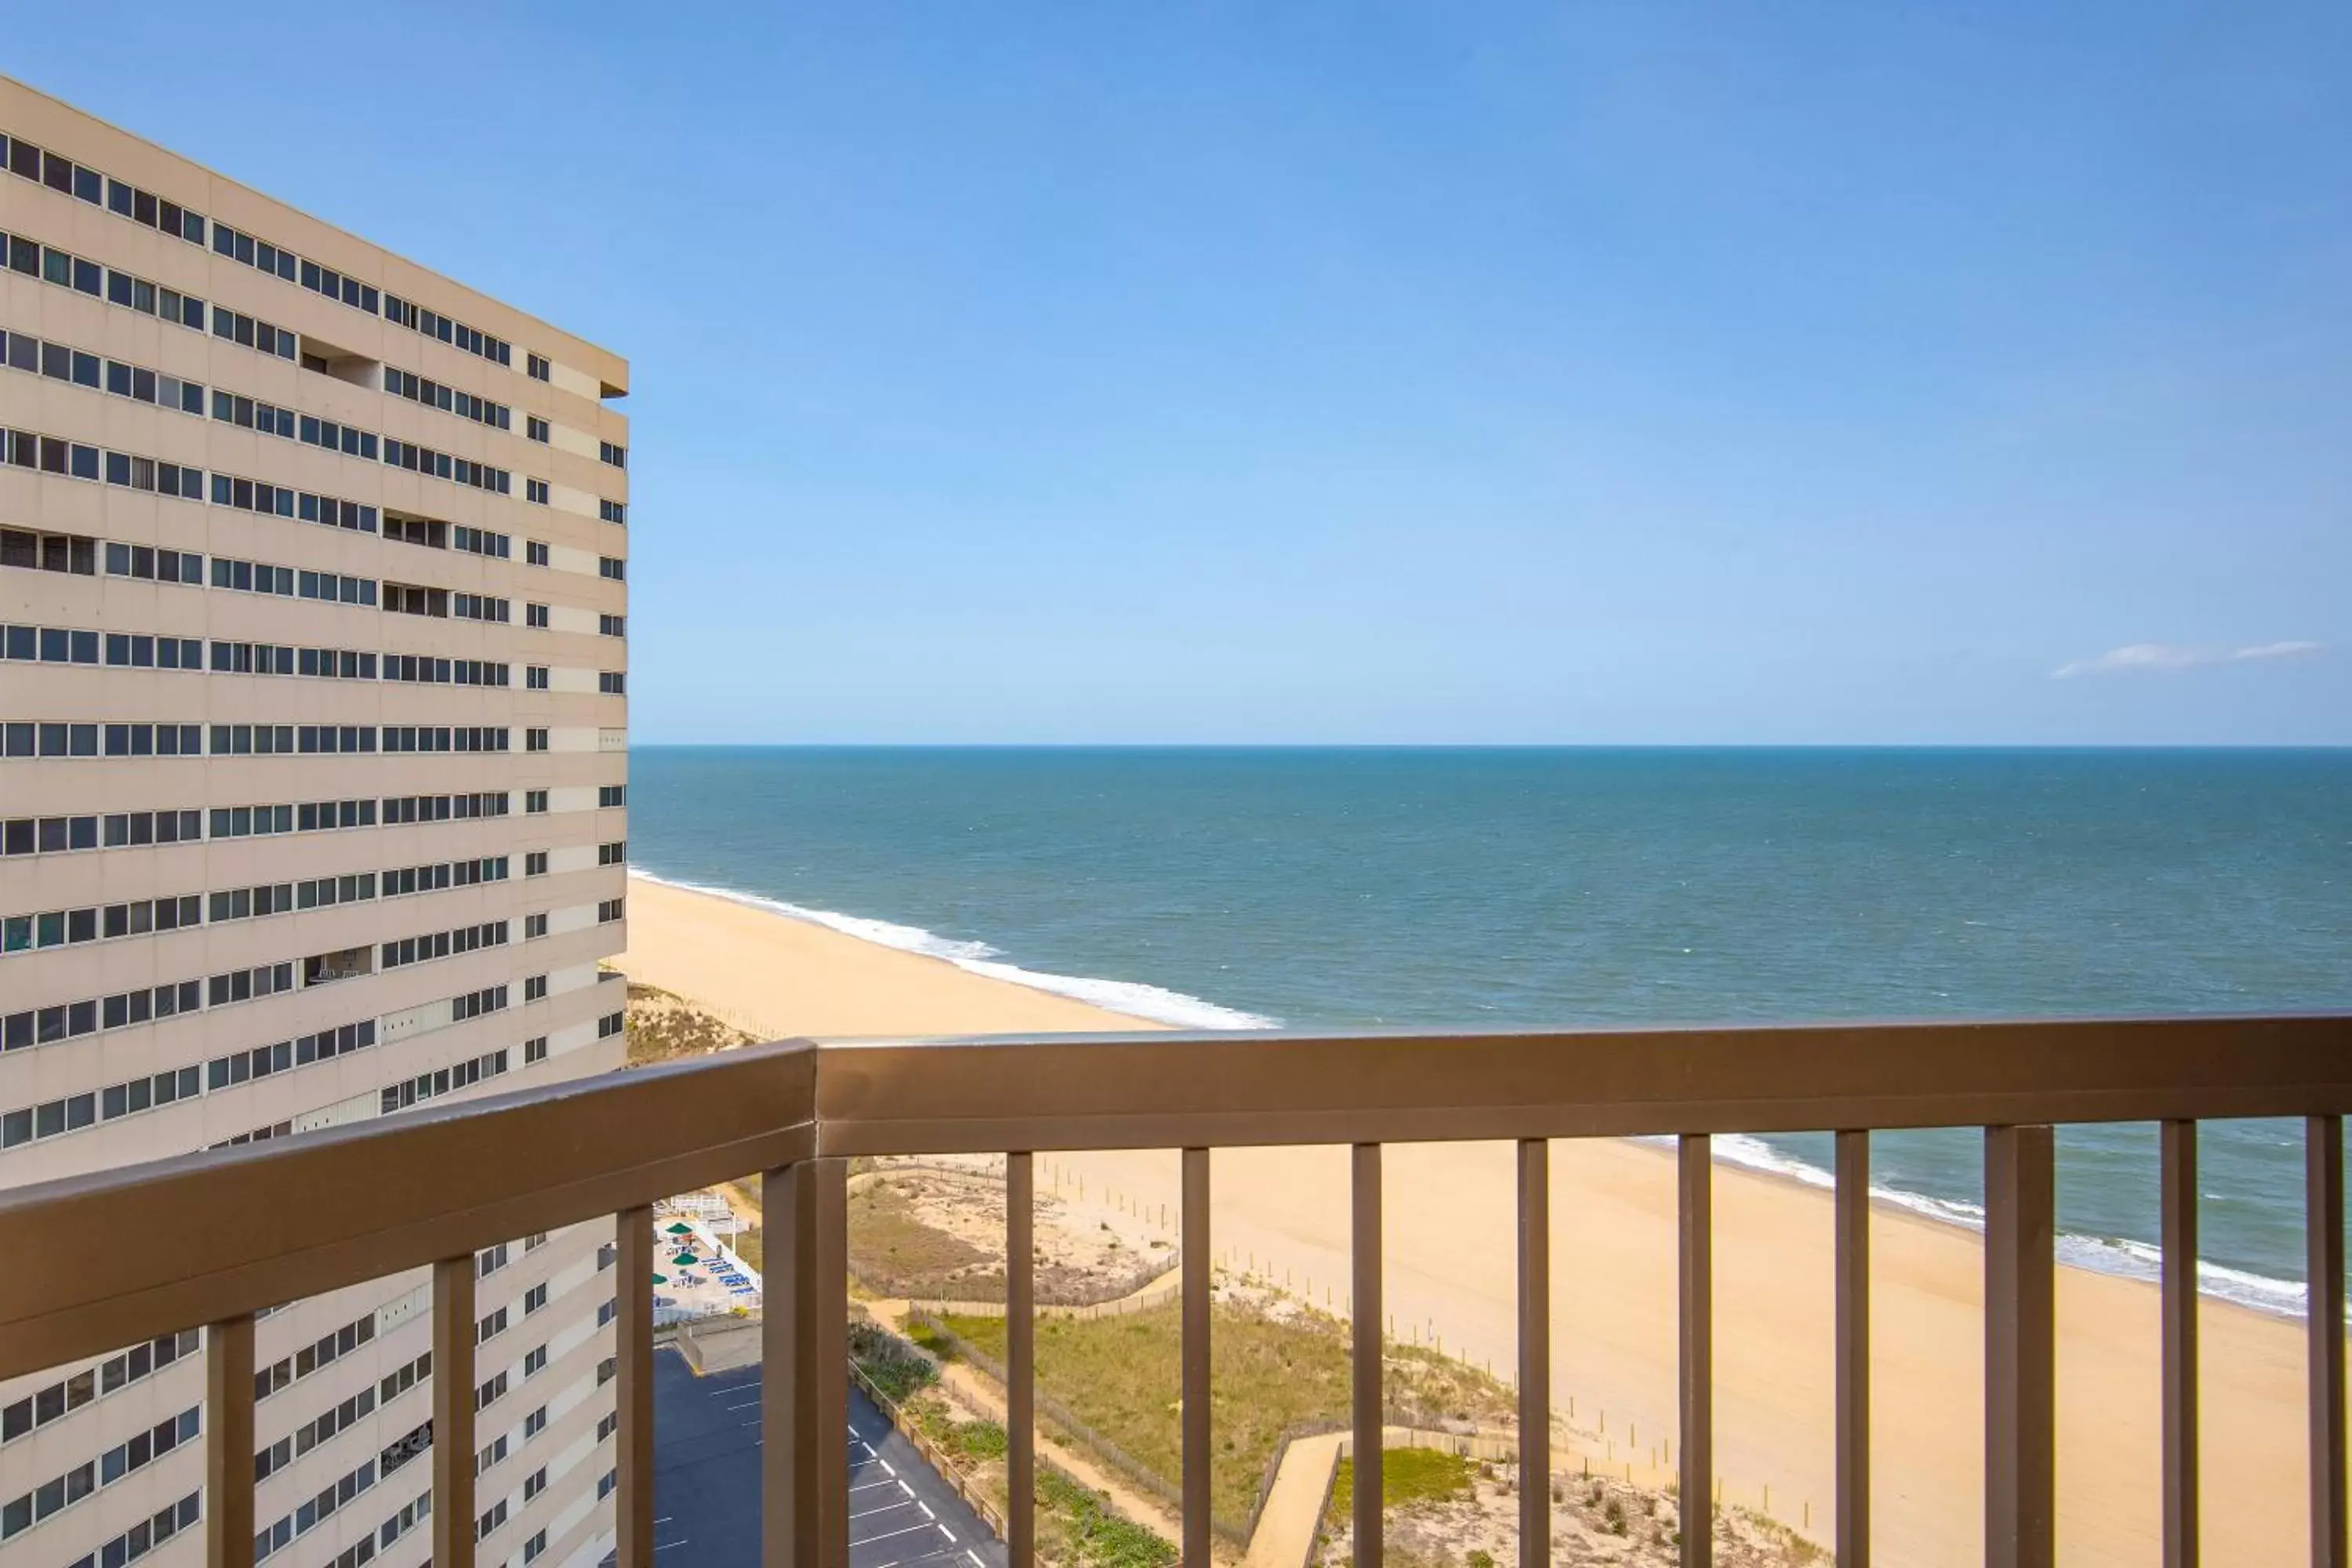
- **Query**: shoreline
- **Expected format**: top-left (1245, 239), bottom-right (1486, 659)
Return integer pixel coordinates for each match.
top-left (620, 869), bottom-right (2317, 1564)
top-left (628, 868), bottom-right (2309, 1321)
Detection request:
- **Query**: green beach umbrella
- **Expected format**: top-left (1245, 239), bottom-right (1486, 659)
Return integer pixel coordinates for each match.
top-left (665, 1222), bottom-right (695, 1235)
top-left (650, 1273), bottom-right (669, 1285)
top-left (673, 1251), bottom-right (698, 1266)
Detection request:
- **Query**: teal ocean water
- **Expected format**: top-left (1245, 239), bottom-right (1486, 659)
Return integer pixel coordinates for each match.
top-left (629, 746), bottom-right (2352, 1314)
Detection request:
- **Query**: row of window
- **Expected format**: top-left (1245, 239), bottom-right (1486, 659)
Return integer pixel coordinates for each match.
top-left (3, 129), bottom-right (204, 241)
top-left (385, 513), bottom-right (513, 561)
top-left (0, 1407), bottom-right (197, 1543)
top-left (0, 721), bottom-right (514, 760)
top-left (2, 317), bottom-right (574, 521)
top-left (2, 977), bottom-right (201, 1054)
top-left (5, 921), bottom-right (537, 1055)
top-left (381, 919), bottom-right (510, 971)
top-left (383, 654), bottom-right (510, 687)
top-left (12, 522), bottom-right (623, 630)
top-left (2, 135), bottom-right (554, 389)
top-left (252, 1452), bottom-right (376, 1563)
top-left (383, 435), bottom-right (511, 495)
top-left (3, 895), bottom-right (198, 956)
top-left (383, 1044), bottom-right (510, 1115)
top-left (0, 622), bottom-right (376, 680)
top-left (212, 217), bottom-right (379, 315)
top-left (383, 292), bottom-right (513, 368)
top-left (258, 1312), bottom-right (377, 1403)
top-left (209, 552), bottom-right (377, 604)
top-left (66, 1490), bottom-right (201, 1568)
top-left (0, 1331), bottom-right (198, 1446)
top-left (0, 787), bottom-right (550, 862)
top-left (258, 1381), bottom-right (379, 1483)
top-left (383, 365), bottom-right (510, 429)
top-left (3, 981), bottom-right (554, 1153)
top-left (5, 350), bottom-right (608, 586)
top-left (3, 325), bottom-right (205, 412)
top-left (2, 225), bottom-right (206, 333)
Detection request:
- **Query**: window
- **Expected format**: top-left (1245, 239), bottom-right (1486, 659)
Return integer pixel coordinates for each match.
top-left (600, 898), bottom-right (626, 924)
top-left (524, 1406), bottom-right (547, 1441)
top-left (524, 792), bottom-right (549, 815)
top-left (525, 477), bottom-right (548, 505)
top-left (524, 913), bottom-right (548, 939)
top-left (522, 1343), bottom-right (546, 1377)
top-left (474, 1371), bottom-right (507, 1413)
top-left (526, 416), bottom-right (549, 442)
top-left (524, 975), bottom-right (548, 1002)
top-left (525, 852), bottom-right (548, 877)
top-left (599, 441), bottom-right (626, 468)
top-left (526, 540), bottom-right (550, 566)
top-left (478, 1243), bottom-right (510, 1277)
top-left (383, 293), bottom-right (511, 368)
top-left (524, 1528), bottom-right (548, 1563)
top-left (599, 556), bottom-right (626, 580)
top-left (475, 1498), bottom-right (506, 1541)
top-left (598, 840), bottom-right (628, 866)
top-left (599, 785), bottom-right (626, 808)
top-left (525, 603), bottom-right (550, 628)
top-left (599, 501), bottom-right (627, 525)
top-left (527, 354), bottom-right (550, 381)
top-left (526, 729), bottom-right (549, 753)
top-left (526, 666), bottom-right (548, 690)
top-left (523, 1282), bottom-right (548, 1316)
top-left (476, 1433), bottom-right (507, 1474)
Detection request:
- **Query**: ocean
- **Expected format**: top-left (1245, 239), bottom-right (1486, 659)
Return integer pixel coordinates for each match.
top-left (627, 746), bottom-right (2352, 1316)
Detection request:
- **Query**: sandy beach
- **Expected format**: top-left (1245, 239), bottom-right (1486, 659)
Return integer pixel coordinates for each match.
top-left (624, 871), bottom-right (2317, 1566)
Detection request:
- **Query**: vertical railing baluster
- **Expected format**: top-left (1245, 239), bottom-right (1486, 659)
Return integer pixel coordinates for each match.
top-left (1835, 1129), bottom-right (1870, 1568)
top-left (1007, 1152), bottom-right (1036, 1568)
top-left (765, 1158), bottom-right (850, 1568)
top-left (618, 1205), bottom-right (655, 1568)
top-left (1518, 1138), bottom-right (1550, 1568)
top-left (1985, 1124), bottom-right (2055, 1568)
top-left (206, 1314), bottom-right (256, 1568)
top-left (2310, 1115), bottom-right (2346, 1568)
top-left (1183, 1147), bottom-right (1212, 1568)
top-left (434, 1255), bottom-right (478, 1568)
top-left (2161, 1121), bottom-right (2198, 1568)
top-left (1353, 1143), bottom-right (1384, 1568)
top-left (1679, 1134), bottom-right (1712, 1568)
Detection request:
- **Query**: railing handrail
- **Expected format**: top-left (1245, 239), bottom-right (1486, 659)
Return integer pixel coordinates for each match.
top-left (4, 1011), bottom-right (2350, 1379)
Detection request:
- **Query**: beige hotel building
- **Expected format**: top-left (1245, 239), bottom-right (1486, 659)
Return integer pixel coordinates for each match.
top-left (0, 78), bottom-right (630, 1568)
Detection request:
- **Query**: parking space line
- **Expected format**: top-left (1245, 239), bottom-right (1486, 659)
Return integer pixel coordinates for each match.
top-left (851, 1498), bottom-right (918, 1522)
top-left (854, 1522), bottom-right (939, 1547)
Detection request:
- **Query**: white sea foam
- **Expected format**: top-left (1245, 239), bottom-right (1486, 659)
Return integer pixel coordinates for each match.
top-left (633, 871), bottom-right (1279, 1032)
top-left (1703, 1134), bottom-right (2310, 1319)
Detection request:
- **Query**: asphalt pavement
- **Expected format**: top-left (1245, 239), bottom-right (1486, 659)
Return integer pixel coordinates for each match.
top-left (652, 1345), bottom-right (1007, 1568)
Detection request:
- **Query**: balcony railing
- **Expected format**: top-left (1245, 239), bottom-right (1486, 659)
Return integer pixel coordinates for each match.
top-left (2, 1014), bottom-right (2350, 1568)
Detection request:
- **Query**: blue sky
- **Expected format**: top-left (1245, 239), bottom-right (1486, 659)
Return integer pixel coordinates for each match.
top-left (13, 2), bottom-right (2350, 743)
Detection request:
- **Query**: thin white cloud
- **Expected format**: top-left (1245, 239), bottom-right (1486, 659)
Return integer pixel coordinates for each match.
top-left (2053, 641), bottom-right (2323, 679)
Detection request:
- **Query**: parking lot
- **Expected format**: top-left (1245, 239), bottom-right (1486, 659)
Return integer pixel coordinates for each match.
top-left (652, 1346), bottom-right (1007, 1568)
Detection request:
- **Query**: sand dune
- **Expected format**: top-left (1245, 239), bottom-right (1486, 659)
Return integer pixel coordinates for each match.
top-left (624, 870), bottom-right (2318, 1566)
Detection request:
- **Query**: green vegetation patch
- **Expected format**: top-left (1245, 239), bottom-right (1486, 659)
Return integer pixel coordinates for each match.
top-left (944, 1298), bottom-right (1354, 1526)
top-left (1325, 1448), bottom-right (1475, 1520)
top-left (1036, 1467), bottom-right (1178, 1568)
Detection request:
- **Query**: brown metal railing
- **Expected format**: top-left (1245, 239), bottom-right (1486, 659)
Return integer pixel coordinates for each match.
top-left (2, 1014), bottom-right (2351, 1568)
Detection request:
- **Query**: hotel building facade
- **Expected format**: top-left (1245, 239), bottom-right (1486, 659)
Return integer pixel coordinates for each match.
top-left (0, 78), bottom-right (630, 1568)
